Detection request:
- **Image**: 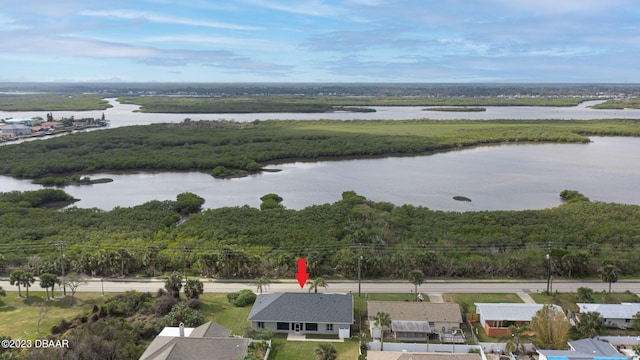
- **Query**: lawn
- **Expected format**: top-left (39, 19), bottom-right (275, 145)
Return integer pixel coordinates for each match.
top-left (442, 293), bottom-right (523, 314)
top-left (199, 293), bottom-right (252, 336)
top-left (530, 290), bottom-right (640, 312)
top-left (269, 335), bottom-right (359, 360)
top-left (0, 291), bottom-right (105, 340)
top-left (354, 292), bottom-right (426, 315)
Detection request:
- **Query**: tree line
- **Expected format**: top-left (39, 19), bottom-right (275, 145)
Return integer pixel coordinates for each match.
top-left (1, 189), bottom-right (639, 281)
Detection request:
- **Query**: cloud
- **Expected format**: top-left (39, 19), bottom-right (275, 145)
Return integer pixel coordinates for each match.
top-left (141, 35), bottom-right (290, 51)
top-left (0, 13), bottom-right (29, 31)
top-left (485, 0), bottom-right (633, 15)
top-left (240, 0), bottom-right (344, 17)
top-left (80, 9), bottom-right (262, 31)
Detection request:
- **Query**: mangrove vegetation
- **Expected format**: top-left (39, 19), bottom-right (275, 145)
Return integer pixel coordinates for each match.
top-left (0, 189), bottom-right (639, 281)
top-left (118, 95), bottom-right (596, 113)
top-left (0, 94), bottom-right (112, 111)
top-left (2, 119), bottom-right (640, 179)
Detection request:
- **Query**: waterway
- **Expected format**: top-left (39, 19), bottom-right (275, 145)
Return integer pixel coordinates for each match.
top-left (0, 137), bottom-right (638, 212)
top-left (3, 99), bottom-right (640, 129)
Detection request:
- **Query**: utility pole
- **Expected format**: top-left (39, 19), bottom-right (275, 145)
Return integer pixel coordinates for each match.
top-left (357, 243), bottom-right (363, 297)
top-left (546, 242), bottom-right (551, 295)
top-left (57, 241), bottom-right (67, 296)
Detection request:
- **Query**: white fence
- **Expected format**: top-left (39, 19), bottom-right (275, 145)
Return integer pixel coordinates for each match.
top-left (367, 342), bottom-right (487, 360)
top-left (478, 342), bottom-right (537, 355)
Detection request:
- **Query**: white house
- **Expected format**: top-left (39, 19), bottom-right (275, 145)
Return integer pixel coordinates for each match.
top-left (577, 303), bottom-right (640, 329)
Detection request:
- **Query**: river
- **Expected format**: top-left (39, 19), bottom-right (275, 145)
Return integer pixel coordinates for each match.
top-left (3, 99), bottom-right (640, 129)
top-left (0, 136), bottom-right (638, 212)
top-left (2, 99), bottom-right (640, 211)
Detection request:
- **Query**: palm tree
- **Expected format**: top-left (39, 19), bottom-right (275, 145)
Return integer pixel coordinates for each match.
top-left (373, 311), bottom-right (392, 351)
top-left (308, 277), bottom-right (328, 294)
top-left (20, 271), bottom-right (35, 299)
top-left (39, 273), bottom-right (57, 300)
top-left (9, 270), bottom-right (24, 297)
top-left (407, 269), bottom-right (424, 301)
top-left (314, 343), bottom-right (337, 360)
top-left (576, 311), bottom-right (602, 337)
top-left (254, 276), bottom-right (271, 294)
top-left (599, 264), bottom-right (619, 293)
top-left (501, 325), bottom-right (532, 355)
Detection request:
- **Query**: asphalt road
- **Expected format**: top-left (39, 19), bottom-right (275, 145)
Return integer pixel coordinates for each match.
top-left (2, 278), bottom-right (639, 295)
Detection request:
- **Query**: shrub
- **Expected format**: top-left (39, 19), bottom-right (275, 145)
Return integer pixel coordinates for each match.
top-left (163, 303), bottom-right (204, 327)
top-left (228, 289), bottom-right (256, 307)
top-left (153, 295), bottom-right (177, 316)
top-left (185, 298), bottom-right (201, 309)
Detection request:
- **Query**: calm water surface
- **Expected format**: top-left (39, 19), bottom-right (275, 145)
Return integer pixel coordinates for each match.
top-left (0, 137), bottom-right (638, 212)
top-left (3, 99), bottom-right (640, 129)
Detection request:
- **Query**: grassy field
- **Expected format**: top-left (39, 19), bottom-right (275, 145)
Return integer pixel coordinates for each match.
top-left (442, 293), bottom-right (524, 314)
top-left (199, 293), bottom-right (252, 335)
top-left (0, 94), bottom-right (111, 111)
top-left (590, 98), bottom-right (640, 109)
top-left (530, 291), bottom-right (640, 312)
top-left (117, 95), bottom-right (596, 113)
top-left (0, 291), bottom-right (105, 339)
top-left (270, 335), bottom-right (359, 360)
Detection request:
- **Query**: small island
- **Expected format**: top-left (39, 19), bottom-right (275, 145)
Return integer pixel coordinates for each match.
top-left (423, 107), bottom-right (487, 112)
top-left (33, 175), bottom-right (113, 187)
top-left (453, 195), bottom-right (472, 202)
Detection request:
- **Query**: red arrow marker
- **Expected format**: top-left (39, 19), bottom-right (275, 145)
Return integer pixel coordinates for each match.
top-left (295, 258), bottom-right (309, 288)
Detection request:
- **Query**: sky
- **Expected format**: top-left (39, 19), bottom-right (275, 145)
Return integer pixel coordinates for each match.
top-left (0, 0), bottom-right (639, 83)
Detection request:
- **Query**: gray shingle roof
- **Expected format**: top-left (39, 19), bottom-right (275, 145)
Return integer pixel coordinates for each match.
top-left (189, 321), bottom-right (231, 338)
top-left (569, 338), bottom-right (626, 357)
top-left (368, 301), bottom-right (462, 324)
top-left (577, 303), bottom-right (640, 320)
top-left (248, 293), bottom-right (354, 324)
top-left (475, 303), bottom-right (563, 321)
top-left (537, 338), bottom-right (626, 360)
top-left (139, 322), bottom-right (243, 360)
top-left (140, 337), bottom-right (249, 360)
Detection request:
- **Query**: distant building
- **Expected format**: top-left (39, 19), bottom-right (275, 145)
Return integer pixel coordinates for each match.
top-left (1, 124), bottom-right (31, 136)
top-left (5, 118), bottom-right (37, 126)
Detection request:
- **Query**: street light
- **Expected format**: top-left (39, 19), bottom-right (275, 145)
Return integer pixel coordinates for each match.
top-left (61, 253), bottom-right (66, 296)
top-left (546, 253), bottom-right (551, 295)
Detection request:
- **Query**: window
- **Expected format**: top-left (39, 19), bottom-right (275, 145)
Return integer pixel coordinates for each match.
top-left (277, 322), bottom-right (289, 331)
top-left (306, 323), bottom-right (318, 331)
top-left (258, 322), bottom-right (264, 329)
top-left (327, 324), bottom-right (334, 331)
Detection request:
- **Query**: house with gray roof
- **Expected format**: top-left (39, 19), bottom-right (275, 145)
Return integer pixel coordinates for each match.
top-left (475, 303), bottom-right (564, 337)
top-left (537, 338), bottom-right (626, 360)
top-left (577, 303), bottom-right (640, 329)
top-left (247, 292), bottom-right (354, 337)
top-left (139, 321), bottom-right (256, 360)
top-left (368, 301), bottom-right (463, 342)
